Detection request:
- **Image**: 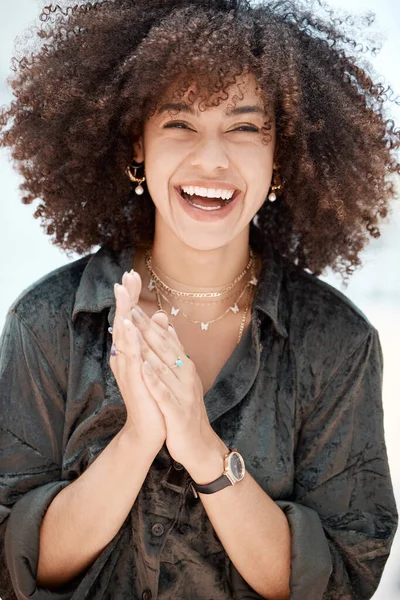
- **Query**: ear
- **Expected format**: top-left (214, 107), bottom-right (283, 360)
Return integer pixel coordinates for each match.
top-left (132, 136), bottom-right (144, 162)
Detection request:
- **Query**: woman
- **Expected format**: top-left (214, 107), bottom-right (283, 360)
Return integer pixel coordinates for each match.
top-left (0, 1), bottom-right (398, 599)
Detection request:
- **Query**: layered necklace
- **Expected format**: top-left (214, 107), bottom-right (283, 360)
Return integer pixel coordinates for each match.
top-left (144, 247), bottom-right (259, 345)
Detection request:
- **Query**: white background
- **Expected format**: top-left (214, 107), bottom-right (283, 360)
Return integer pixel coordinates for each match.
top-left (0, 1), bottom-right (399, 598)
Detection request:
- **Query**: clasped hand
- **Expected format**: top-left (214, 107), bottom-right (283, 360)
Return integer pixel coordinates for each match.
top-left (110, 270), bottom-right (218, 469)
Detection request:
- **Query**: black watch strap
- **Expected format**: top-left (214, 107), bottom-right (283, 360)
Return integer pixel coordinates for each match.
top-left (192, 474), bottom-right (232, 495)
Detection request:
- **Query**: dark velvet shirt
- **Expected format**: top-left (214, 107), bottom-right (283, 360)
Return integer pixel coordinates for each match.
top-left (0, 243), bottom-right (397, 600)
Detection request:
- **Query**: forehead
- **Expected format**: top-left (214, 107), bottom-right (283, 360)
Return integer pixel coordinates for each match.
top-left (155, 72), bottom-right (267, 118)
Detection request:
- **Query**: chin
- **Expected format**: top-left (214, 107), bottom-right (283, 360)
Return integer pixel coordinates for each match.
top-left (175, 231), bottom-right (238, 253)
top-left (155, 207), bottom-right (245, 252)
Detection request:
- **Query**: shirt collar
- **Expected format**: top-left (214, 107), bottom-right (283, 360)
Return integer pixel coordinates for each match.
top-left (72, 242), bottom-right (288, 339)
top-left (72, 245), bottom-right (135, 322)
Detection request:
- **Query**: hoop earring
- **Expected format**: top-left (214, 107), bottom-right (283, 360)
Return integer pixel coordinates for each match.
top-left (268, 168), bottom-right (282, 202)
top-left (126, 160), bottom-right (146, 195)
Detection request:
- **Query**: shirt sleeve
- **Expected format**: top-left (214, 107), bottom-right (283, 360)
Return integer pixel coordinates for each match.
top-left (279, 325), bottom-right (398, 599)
top-left (0, 310), bottom-right (79, 600)
top-left (228, 326), bottom-right (397, 600)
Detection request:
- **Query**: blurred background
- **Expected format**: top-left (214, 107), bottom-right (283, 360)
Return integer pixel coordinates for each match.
top-left (0, 1), bottom-right (399, 598)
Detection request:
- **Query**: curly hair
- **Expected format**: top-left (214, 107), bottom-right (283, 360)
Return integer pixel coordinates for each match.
top-left (1, 0), bottom-right (399, 279)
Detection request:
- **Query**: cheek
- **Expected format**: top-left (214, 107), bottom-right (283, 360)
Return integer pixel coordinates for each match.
top-left (143, 160), bottom-right (178, 212)
top-left (147, 138), bottom-right (186, 176)
top-left (242, 168), bottom-right (274, 214)
top-left (144, 144), bottom-right (173, 183)
top-left (244, 156), bottom-right (274, 197)
top-left (247, 190), bottom-right (269, 215)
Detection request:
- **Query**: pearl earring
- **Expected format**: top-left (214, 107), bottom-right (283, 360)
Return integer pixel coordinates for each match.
top-left (126, 160), bottom-right (146, 195)
top-left (268, 168), bottom-right (282, 202)
top-left (268, 190), bottom-right (277, 202)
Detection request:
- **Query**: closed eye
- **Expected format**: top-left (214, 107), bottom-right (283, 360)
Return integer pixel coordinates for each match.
top-left (163, 122), bottom-right (191, 130)
top-left (233, 125), bottom-right (260, 132)
top-left (163, 121), bottom-right (259, 133)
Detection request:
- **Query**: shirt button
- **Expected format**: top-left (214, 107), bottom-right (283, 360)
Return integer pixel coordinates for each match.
top-left (173, 461), bottom-right (184, 471)
top-left (142, 591), bottom-right (152, 600)
top-left (151, 523), bottom-right (165, 537)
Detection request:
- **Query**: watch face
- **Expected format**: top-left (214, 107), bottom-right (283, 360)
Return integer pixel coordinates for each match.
top-left (228, 452), bottom-right (245, 481)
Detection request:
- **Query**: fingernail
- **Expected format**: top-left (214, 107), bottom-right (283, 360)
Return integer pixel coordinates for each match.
top-left (155, 310), bottom-right (168, 316)
top-left (168, 323), bottom-right (175, 331)
top-left (130, 269), bottom-right (135, 275)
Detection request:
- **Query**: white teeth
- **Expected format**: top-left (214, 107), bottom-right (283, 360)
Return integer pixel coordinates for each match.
top-left (181, 185), bottom-right (235, 200)
top-left (188, 201), bottom-right (223, 211)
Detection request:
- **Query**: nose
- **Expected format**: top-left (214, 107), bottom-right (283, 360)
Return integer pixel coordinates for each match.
top-left (189, 137), bottom-right (230, 172)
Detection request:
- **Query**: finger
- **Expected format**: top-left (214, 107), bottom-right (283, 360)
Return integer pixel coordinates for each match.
top-left (121, 318), bottom-right (142, 362)
top-left (121, 273), bottom-right (169, 332)
top-left (134, 316), bottom-right (184, 373)
top-left (131, 307), bottom-right (193, 383)
top-left (142, 360), bottom-right (181, 416)
top-left (111, 319), bottom-right (147, 399)
top-left (122, 270), bottom-right (142, 307)
top-left (151, 310), bottom-right (169, 330)
top-left (136, 328), bottom-right (185, 398)
top-left (111, 317), bottom-right (138, 367)
top-left (112, 281), bottom-right (133, 345)
top-left (131, 305), bottom-right (185, 363)
top-left (166, 325), bottom-right (191, 362)
top-left (132, 312), bottom-right (192, 385)
top-left (167, 323), bottom-right (181, 343)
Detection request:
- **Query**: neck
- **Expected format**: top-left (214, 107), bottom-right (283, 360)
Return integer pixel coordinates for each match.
top-left (148, 228), bottom-right (252, 292)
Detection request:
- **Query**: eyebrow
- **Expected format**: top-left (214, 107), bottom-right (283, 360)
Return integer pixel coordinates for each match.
top-left (156, 103), bottom-right (266, 117)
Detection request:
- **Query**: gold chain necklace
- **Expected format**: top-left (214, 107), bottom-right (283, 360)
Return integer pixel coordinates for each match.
top-left (160, 285), bottom-right (244, 307)
top-left (237, 285), bottom-right (252, 345)
top-left (152, 253), bottom-right (250, 291)
top-left (151, 254), bottom-right (258, 343)
top-left (155, 277), bottom-right (249, 327)
top-left (145, 247), bottom-right (255, 298)
top-left (154, 280), bottom-right (254, 345)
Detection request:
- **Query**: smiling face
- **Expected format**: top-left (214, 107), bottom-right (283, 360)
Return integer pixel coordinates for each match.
top-left (133, 72), bottom-right (275, 251)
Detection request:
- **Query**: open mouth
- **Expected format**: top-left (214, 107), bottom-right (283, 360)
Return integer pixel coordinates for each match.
top-left (176, 186), bottom-right (240, 211)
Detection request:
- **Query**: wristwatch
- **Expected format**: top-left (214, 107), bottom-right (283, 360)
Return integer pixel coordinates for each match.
top-left (191, 448), bottom-right (246, 495)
